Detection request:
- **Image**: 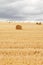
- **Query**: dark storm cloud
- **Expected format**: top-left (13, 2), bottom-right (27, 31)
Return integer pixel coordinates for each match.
top-left (0, 0), bottom-right (43, 21)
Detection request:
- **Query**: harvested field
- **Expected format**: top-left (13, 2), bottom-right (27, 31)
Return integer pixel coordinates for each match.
top-left (0, 22), bottom-right (43, 65)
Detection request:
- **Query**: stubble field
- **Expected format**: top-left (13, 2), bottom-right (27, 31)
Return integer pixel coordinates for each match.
top-left (0, 22), bottom-right (43, 65)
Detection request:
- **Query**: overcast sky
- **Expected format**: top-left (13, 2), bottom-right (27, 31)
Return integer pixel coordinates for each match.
top-left (0, 0), bottom-right (43, 22)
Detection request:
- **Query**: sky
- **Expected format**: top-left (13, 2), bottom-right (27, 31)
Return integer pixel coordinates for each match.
top-left (0, 0), bottom-right (43, 22)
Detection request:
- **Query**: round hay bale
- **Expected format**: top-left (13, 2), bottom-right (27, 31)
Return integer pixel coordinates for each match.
top-left (16, 25), bottom-right (22, 30)
top-left (36, 22), bottom-right (41, 25)
top-left (38, 22), bottom-right (41, 25)
top-left (36, 22), bottom-right (38, 24)
top-left (8, 21), bottom-right (10, 24)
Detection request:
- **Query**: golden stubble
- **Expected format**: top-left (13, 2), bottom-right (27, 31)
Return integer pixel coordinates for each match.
top-left (0, 22), bottom-right (43, 65)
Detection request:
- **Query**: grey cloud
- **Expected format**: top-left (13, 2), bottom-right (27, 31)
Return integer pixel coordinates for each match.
top-left (0, 0), bottom-right (43, 21)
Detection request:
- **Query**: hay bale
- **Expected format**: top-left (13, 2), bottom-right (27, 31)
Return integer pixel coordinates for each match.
top-left (16, 25), bottom-right (22, 30)
top-left (36, 22), bottom-right (41, 25)
top-left (38, 22), bottom-right (41, 25)
top-left (8, 21), bottom-right (10, 23)
top-left (36, 22), bottom-right (38, 24)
